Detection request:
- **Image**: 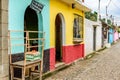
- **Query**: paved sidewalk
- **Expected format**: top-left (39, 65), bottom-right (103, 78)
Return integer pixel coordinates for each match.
top-left (44, 41), bottom-right (120, 80)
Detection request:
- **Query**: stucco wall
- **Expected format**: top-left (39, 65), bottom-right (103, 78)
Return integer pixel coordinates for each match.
top-left (50, 0), bottom-right (85, 70)
top-left (50, 0), bottom-right (84, 47)
top-left (0, 0), bottom-right (9, 79)
top-left (108, 28), bottom-right (114, 44)
top-left (96, 23), bottom-right (102, 50)
top-left (9, 0), bottom-right (50, 52)
top-left (85, 19), bottom-right (94, 56)
top-left (114, 31), bottom-right (119, 42)
top-left (85, 19), bottom-right (102, 56)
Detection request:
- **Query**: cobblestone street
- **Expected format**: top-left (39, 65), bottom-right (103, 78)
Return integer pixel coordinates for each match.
top-left (45, 41), bottom-right (120, 80)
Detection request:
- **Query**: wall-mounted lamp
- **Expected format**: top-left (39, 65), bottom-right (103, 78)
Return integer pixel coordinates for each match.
top-left (72, 3), bottom-right (75, 9)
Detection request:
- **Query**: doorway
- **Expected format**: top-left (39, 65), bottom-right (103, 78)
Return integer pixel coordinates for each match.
top-left (24, 6), bottom-right (38, 51)
top-left (102, 27), bottom-right (104, 47)
top-left (55, 13), bottom-right (64, 63)
top-left (93, 26), bottom-right (96, 51)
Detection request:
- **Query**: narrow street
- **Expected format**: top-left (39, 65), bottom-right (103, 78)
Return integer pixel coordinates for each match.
top-left (45, 41), bottom-right (120, 80)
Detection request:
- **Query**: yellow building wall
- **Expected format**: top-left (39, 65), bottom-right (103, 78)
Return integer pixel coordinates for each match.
top-left (50, 0), bottom-right (84, 47)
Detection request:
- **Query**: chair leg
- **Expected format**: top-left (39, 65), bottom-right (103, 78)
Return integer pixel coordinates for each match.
top-left (39, 62), bottom-right (42, 80)
top-left (10, 65), bottom-right (13, 80)
top-left (29, 68), bottom-right (32, 80)
top-left (22, 67), bottom-right (26, 80)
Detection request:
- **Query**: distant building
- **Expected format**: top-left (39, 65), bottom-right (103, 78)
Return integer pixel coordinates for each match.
top-left (85, 19), bottom-right (102, 56)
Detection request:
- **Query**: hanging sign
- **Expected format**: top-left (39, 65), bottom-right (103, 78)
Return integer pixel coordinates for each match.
top-left (30, 0), bottom-right (44, 13)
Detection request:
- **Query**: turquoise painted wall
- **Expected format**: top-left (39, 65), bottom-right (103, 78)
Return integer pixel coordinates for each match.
top-left (9, 0), bottom-right (50, 53)
top-left (108, 28), bottom-right (114, 44)
top-left (38, 0), bottom-right (50, 50)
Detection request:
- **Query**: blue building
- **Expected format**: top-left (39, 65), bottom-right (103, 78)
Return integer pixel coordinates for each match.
top-left (108, 28), bottom-right (114, 44)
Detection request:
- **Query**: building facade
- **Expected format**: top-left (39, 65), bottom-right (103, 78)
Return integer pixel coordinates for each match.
top-left (113, 29), bottom-right (119, 43)
top-left (9, 0), bottom-right (50, 73)
top-left (102, 22), bottom-right (110, 48)
top-left (85, 19), bottom-right (102, 56)
top-left (108, 28), bottom-right (114, 44)
top-left (50, 0), bottom-right (90, 70)
top-left (0, 0), bottom-right (90, 79)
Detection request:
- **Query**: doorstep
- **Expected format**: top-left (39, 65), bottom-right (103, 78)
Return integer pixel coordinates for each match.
top-left (55, 62), bottom-right (65, 68)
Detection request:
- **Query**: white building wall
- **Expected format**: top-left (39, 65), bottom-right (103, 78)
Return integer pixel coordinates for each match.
top-left (96, 22), bottom-right (102, 50)
top-left (84, 19), bottom-right (102, 56)
top-left (85, 19), bottom-right (94, 56)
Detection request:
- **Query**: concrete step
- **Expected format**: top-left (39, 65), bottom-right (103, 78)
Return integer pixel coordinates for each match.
top-left (55, 62), bottom-right (65, 68)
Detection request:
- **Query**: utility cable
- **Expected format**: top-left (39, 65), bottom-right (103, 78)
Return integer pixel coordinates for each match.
top-left (107, 0), bottom-right (112, 8)
top-left (111, 0), bottom-right (120, 10)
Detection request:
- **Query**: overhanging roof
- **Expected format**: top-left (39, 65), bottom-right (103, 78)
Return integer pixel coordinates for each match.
top-left (60, 0), bottom-right (91, 12)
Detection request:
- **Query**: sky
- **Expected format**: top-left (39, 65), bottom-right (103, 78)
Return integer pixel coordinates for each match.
top-left (84, 0), bottom-right (120, 26)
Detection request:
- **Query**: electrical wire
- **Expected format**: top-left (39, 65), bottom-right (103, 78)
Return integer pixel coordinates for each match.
top-left (111, 0), bottom-right (120, 10)
top-left (107, 0), bottom-right (112, 8)
top-left (106, 0), bottom-right (120, 17)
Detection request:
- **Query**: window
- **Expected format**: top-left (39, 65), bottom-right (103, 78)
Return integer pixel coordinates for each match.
top-left (73, 14), bottom-right (83, 43)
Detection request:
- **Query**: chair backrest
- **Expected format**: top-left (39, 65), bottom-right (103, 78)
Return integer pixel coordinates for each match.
top-left (8, 30), bottom-right (45, 64)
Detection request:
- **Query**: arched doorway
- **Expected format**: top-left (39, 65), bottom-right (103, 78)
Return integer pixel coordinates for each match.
top-left (24, 6), bottom-right (38, 50)
top-left (55, 13), bottom-right (65, 63)
top-left (24, 6), bottom-right (38, 31)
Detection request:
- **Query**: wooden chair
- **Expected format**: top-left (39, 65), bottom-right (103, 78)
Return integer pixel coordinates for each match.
top-left (8, 30), bottom-right (45, 80)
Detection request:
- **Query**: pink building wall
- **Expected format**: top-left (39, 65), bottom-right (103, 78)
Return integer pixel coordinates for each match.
top-left (114, 31), bottom-right (119, 42)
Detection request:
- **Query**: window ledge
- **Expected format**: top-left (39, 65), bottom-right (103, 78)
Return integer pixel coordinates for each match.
top-left (73, 38), bottom-right (83, 43)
